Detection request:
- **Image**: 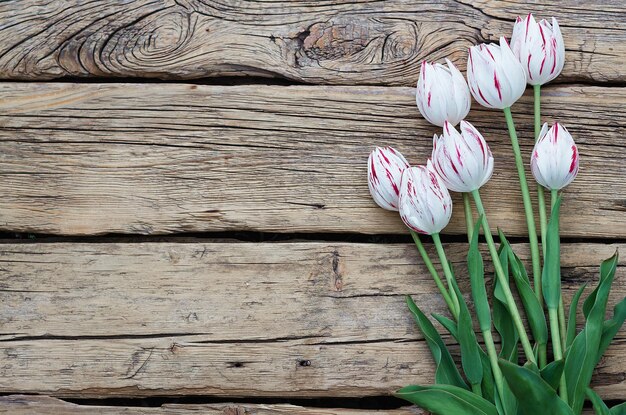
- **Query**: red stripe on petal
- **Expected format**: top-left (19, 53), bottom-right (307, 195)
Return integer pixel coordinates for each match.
top-left (569, 146), bottom-right (578, 173)
top-left (477, 86), bottom-right (492, 105)
top-left (494, 72), bottom-right (502, 100)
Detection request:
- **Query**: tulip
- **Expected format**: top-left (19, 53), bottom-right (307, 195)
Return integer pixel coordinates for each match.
top-left (511, 14), bottom-right (565, 86)
top-left (531, 123), bottom-right (579, 190)
top-left (399, 162), bottom-right (452, 235)
top-left (367, 146), bottom-right (410, 211)
top-left (467, 37), bottom-right (527, 109)
top-left (431, 121), bottom-right (494, 193)
top-left (416, 59), bottom-right (471, 127)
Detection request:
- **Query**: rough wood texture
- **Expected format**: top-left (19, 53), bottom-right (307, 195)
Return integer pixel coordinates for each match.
top-left (0, 1), bottom-right (623, 85)
top-left (0, 395), bottom-right (601, 415)
top-left (0, 83), bottom-right (624, 237)
top-left (0, 241), bottom-right (623, 398)
top-left (1, 396), bottom-right (424, 415)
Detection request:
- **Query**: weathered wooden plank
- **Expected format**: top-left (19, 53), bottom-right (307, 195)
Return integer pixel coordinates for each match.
top-left (0, 395), bottom-right (428, 414)
top-left (0, 396), bottom-right (604, 415)
top-left (0, 83), bottom-right (624, 237)
top-left (0, 1), bottom-right (623, 84)
top-left (0, 242), bottom-right (623, 398)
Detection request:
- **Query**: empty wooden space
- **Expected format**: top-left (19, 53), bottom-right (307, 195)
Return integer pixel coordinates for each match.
top-left (0, 0), bottom-right (624, 413)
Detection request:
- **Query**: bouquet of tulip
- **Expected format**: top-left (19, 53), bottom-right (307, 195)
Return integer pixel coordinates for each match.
top-left (367, 14), bottom-right (625, 415)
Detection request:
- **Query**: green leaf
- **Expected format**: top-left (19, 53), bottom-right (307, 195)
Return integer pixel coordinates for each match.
top-left (469, 216), bottom-right (491, 331)
top-left (479, 349), bottom-right (495, 404)
top-left (500, 230), bottom-right (548, 347)
top-left (499, 359), bottom-right (574, 415)
top-left (540, 359), bottom-right (564, 391)
top-left (597, 296), bottom-right (626, 362)
top-left (405, 296), bottom-right (468, 389)
top-left (432, 313), bottom-right (458, 340)
top-left (566, 284), bottom-right (587, 350)
top-left (610, 402), bottom-right (626, 415)
top-left (542, 196), bottom-right (562, 310)
top-left (450, 279), bottom-right (483, 387)
top-left (565, 253), bottom-right (619, 414)
top-left (586, 388), bottom-right (610, 415)
top-left (493, 242), bottom-right (519, 361)
top-left (396, 384), bottom-right (498, 415)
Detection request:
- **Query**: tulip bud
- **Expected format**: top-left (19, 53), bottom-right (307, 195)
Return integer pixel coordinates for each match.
top-left (368, 146), bottom-right (410, 211)
top-left (530, 123), bottom-right (579, 190)
top-left (431, 121), bottom-right (494, 193)
top-left (416, 59), bottom-right (471, 127)
top-left (467, 37), bottom-right (527, 109)
top-left (399, 162), bottom-right (452, 235)
top-left (511, 14), bottom-right (565, 86)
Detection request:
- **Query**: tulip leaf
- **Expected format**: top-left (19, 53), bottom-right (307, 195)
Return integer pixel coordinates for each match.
top-left (432, 313), bottom-right (458, 339)
top-left (597, 295), bottom-right (626, 363)
top-left (493, 242), bottom-right (519, 361)
top-left (395, 384), bottom-right (498, 415)
top-left (499, 359), bottom-right (574, 415)
top-left (405, 295), bottom-right (468, 389)
top-left (450, 278), bottom-right (483, 388)
top-left (469, 216), bottom-right (491, 331)
top-left (542, 196), bottom-right (562, 310)
top-left (610, 402), bottom-right (626, 415)
top-left (586, 388), bottom-right (610, 415)
top-left (500, 230), bottom-right (548, 348)
top-left (433, 312), bottom-right (496, 405)
top-left (564, 252), bottom-right (619, 414)
top-left (540, 359), bottom-right (565, 391)
top-left (566, 284), bottom-right (587, 350)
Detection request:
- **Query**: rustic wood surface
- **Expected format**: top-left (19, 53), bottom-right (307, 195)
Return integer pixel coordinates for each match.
top-left (1, 0), bottom-right (624, 411)
top-left (0, 395), bottom-right (602, 414)
top-left (0, 396), bottom-right (428, 415)
top-left (0, 241), bottom-right (623, 398)
top-left (0, 83), bottom-right (624, 237)
top-left (0, 1), bottom-right (623, 85)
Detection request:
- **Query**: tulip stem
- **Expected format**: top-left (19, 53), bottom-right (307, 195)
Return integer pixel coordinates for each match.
top-left (548, 188), bottom-right (568, 400)
top-left (503, 107), bottom-right (542, 309)
top-left (471, 189), bottom-right (536, 364)
top-left (551, 189), bottom-right (568, 347)
top-left (534, 85), bottom-right (548, 307)
top-left (409, 230), bottom-right (458, 319)
top-left (431, 233), bottom-right (461, 318)
top-left (462, 193), bottom-right (474, 242)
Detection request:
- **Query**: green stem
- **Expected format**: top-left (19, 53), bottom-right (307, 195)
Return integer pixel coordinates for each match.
top-left (549, 307), bottom-right (568, 401)
top-left (471, 190), bottom-right (536, 364)
top-left (539, 343), bottom-right (548, 369)
top-left (534, 85), bottom-right (548, 307)
top-left (431, 233), bottom-right (461, 318)
top-left (550, 189), bottom-right (567, 347)
top-left (410, 230), bottom-right (458, 319)
top-left (463, 193), bottom-right (474, 242)
top-left (482, 328), bottom-right (506, 404)
top-left (503, 107), bottom-right (542, 305)
top-left (471, 382), bottom-right (482, 396)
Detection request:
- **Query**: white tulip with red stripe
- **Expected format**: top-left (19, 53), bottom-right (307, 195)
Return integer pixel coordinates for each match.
top-left (531, 123), bottom-right (579, 190)
top-left (367, 146), bottom-right (410, 211)
top-left (399, 162), bottom-right (452, 235)
top-left (431, 121), bottom-right (494, 193)
top-left (467, 37), bottom-right (527, 109)
top-left (511, 14), bottom-right (565, 86)
top-left (416, 59), bottom-right (471, 127)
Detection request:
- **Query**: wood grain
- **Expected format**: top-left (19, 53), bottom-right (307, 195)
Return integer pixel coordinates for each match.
top-left (0, 395), bottom-right (602, 415)
top-left (0, 1), bottom-right (624, 84)
top-left (0, 395), bottom-right (428, 415)
top-left (0, 241), bottom-right (623, 398)
top-left (0, 83), bottom-right (624, 237)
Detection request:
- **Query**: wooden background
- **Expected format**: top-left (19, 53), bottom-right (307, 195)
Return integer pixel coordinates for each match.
top-left (0, 1), bottom-right (624, 413)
